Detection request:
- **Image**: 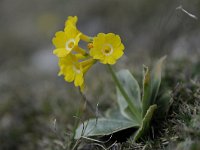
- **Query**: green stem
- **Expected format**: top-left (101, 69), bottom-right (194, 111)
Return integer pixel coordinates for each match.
top-left (78, 88), bottom-right (96, 115)
top-left (107, 65), bottom-right (142, 123)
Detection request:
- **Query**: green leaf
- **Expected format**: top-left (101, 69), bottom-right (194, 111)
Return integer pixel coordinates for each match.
top-left (134, 104), bottom-right (157, 141)
top-left (142, 56), bottom-right (166, 117)
top-left (75, 117), bottom-right (139, 139)
top-left (151, 56), bottom-right (166, 104)
top-left (116, 69), bottom-right (142, 120)
top-left (142, 66), bottom-right (151, 117)
top-left (106, 107), bottom-right (129, 119)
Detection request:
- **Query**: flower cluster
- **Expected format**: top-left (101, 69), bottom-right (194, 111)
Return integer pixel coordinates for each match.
top-left (52, 16), bottom-right (125, 90)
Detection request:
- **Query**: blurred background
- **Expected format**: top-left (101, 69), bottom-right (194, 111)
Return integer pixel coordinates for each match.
top-left (0, 0), bottom-right (200, 149)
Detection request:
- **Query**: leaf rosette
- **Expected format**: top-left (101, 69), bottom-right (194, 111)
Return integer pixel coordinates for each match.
top-left (75, 56), bottom-right (171, 141)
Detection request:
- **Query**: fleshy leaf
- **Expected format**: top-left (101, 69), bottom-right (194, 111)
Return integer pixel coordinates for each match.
top-left (116, 69), bottom-right (142, 120)
top-left (142, 66), bottom-right (151, 117)
top-left (150, 56), bottom-right (166, 104)
top-left (75, 117), bottom-right (139, 139)
top-left (105, 107), bottom-right (128, 119)
top-left (117, 88), bottom-right (138, 120)
top-left (134, 104), bottom-right (157, 141)
top-left (142, 56), bottom-right (166, 117)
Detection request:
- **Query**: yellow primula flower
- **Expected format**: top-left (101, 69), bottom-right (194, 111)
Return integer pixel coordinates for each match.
top-left (52, 26), bottom-right (86, 57)
top-left (52, 16), bottom-right (93, 58)
top-left (89, 33), bottom-right (124, 64)
top-left (58, 54), bottom-right (95, 88)
top-left (58, 54), bottom-right (84, 87)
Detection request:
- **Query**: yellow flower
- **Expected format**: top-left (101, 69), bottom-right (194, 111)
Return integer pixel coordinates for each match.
top-left (52, 16), bottom-right (92, 58)
top-left (58, 54), bottom-right (95, 88)
top-left (89, 33), bottom-right (124, 64)
top-left (58, 54), bottom-right (84, 87)
top-left (52, 26), bottom-right (86, 57)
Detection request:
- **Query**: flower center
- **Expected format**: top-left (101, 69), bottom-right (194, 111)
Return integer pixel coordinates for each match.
top-left (102, 44), bottom-right (113, 56)
top-left (65, 39), bottom-right (75, 52)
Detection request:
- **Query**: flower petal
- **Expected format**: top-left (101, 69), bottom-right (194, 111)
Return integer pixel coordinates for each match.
top-left (52, 31), bottom-right (67, 48)
top-left (53, 48), bottom-right (69, 57)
